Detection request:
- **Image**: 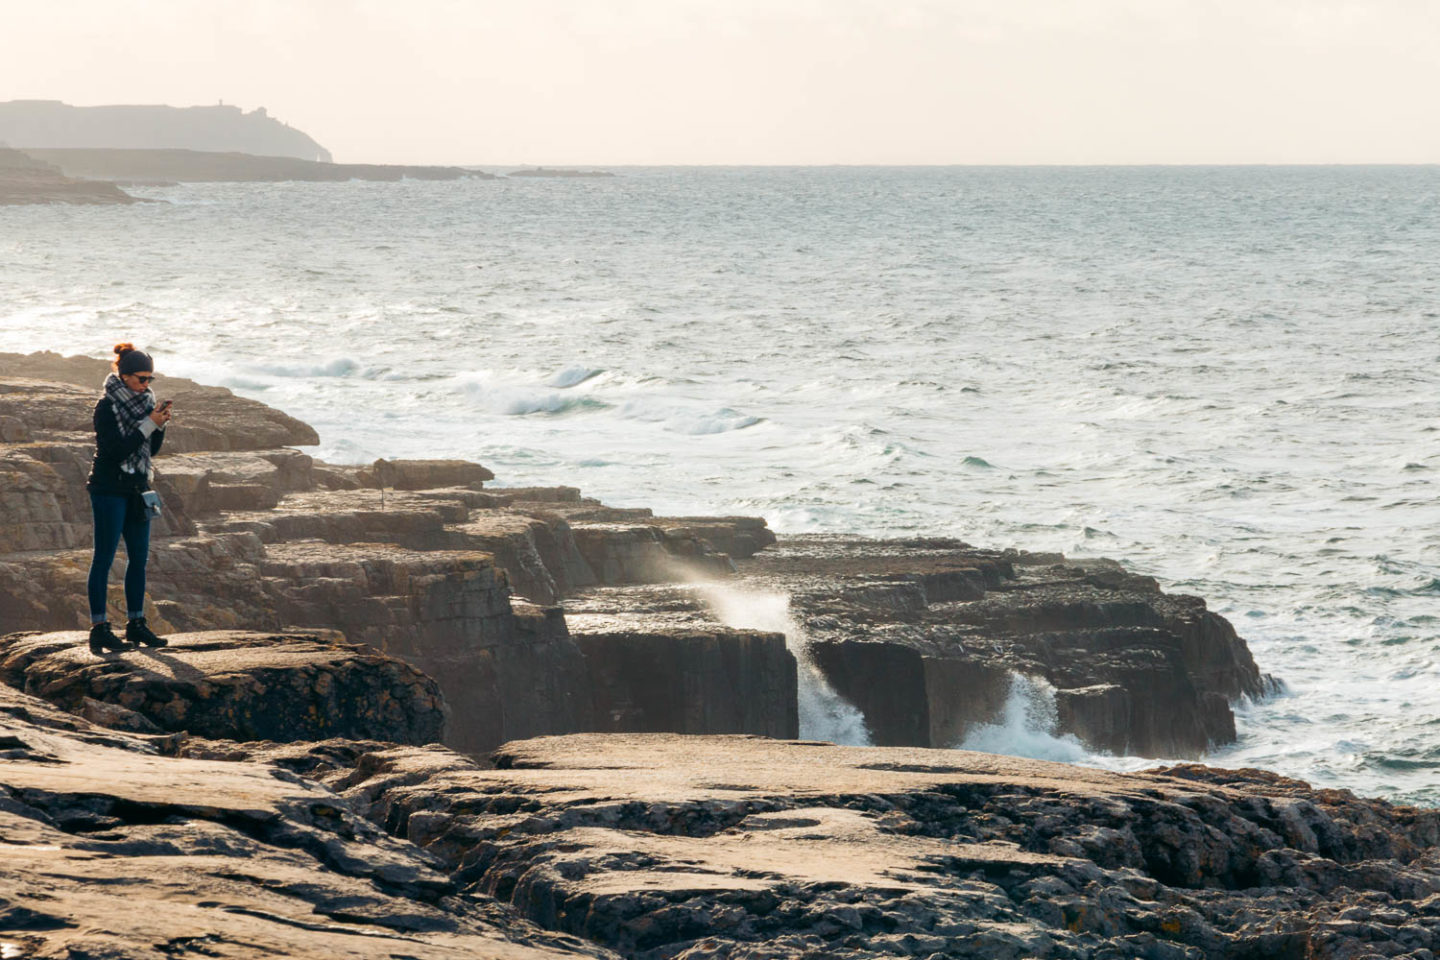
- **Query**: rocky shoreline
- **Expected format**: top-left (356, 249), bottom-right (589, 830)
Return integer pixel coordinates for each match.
top-left (0, 148), bottom-right (142, 205)
top-left (3, 349), bottom-right (1437, 959)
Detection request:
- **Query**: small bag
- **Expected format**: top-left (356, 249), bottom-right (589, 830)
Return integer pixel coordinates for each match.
top-left (140, 490), bottom-right (163, 518)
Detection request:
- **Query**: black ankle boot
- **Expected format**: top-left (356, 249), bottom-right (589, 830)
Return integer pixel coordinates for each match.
top-left (89, 621), bottom-right (129, 654)
top-left (126, 617), bottom-right (167, 648)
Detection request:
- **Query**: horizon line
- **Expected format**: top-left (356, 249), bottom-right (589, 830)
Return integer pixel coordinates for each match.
top-left (459, 161), bottom-right (1440, 169)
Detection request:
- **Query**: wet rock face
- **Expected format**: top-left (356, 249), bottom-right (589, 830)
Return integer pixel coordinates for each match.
top-left (571, 626), bottom-right (798, 739)
top-left (0, 685), bottom-right (614, 960)
top-left (0, 630), bottom-right (447, 744)
top-left (741, 537), bottom-right (1275, 758)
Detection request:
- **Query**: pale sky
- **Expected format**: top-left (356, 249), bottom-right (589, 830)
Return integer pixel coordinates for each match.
top-left (4, 0), bottom-right (1438, 165)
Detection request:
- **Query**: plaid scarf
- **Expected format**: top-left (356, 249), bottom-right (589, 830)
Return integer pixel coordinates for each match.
top-left (103, 372), bottom-right (155, 478)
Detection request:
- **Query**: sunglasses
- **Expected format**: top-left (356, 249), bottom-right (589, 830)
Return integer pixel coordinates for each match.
top-left (130, 375), bottom-right (156, 384)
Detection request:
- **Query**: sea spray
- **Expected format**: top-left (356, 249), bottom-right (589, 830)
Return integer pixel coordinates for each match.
top-left (957, 672), bottom-right (1090, 763)
top-left (696, 584), bottom-right (871, 746)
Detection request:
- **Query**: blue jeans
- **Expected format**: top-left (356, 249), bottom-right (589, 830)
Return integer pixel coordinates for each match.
top-left (87, 491), bottom-right (150, 621)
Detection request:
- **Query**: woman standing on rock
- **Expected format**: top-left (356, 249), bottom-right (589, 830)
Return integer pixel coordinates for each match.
top-left (85, 343), bottom-right (172, 653)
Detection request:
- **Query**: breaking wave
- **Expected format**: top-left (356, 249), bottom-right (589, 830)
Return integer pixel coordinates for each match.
top-left (547, 365), bottom-right (605, 388)
top-left (957, 673), bottom-right (1091, 764)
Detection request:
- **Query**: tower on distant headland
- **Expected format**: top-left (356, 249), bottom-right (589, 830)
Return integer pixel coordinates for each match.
top-left (0, 101), bottom-right (332, 162)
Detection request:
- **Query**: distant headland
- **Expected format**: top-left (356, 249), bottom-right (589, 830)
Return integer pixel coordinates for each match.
top-left (0, 101), bottom-right (626, 197)
top-left (0, 99), bottom-right (331, 162)
top-left (23, 148), bottom-right (493, 184)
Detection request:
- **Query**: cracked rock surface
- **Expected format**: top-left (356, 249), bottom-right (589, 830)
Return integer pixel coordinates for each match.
top-left (226, 732), bottom-right (1440, 960)
top-left (0, 683), bottom-right (615, 959)
top-left (0, 630), bottom-right (447, 744)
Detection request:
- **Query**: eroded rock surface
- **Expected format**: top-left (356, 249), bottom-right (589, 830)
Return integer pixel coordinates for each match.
top-left (0, 629), bottom-right (446, 744)
top-left (275, 731), bottom-right (1440, 955)
top-left (201, 732), bottom-right (1440, 960)
top-left (0, 350), bottom-right (1280, 762)
top-left (14, 690), bottom-right (1440, 960)
top-left (0, 684), bottom-right (613, 959)
top-left (0, 352), bottom-right (1416, 959)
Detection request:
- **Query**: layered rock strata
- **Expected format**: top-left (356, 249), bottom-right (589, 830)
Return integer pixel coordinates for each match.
top-left (5, 349), bottom-right (1431, 959)
top-left (738, 536), bottom-right (1278, 758)
top-left (554, 537), bottom-right (1272, 759)
top-left (0, 349), bottom-right (1276, 759)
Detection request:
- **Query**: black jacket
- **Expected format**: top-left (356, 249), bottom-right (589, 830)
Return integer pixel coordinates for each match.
top-left (86, 396), bottom-right (165, 496)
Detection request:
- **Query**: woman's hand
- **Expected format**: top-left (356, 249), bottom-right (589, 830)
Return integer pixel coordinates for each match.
top-left (150, 401), bottom-right (173, 427)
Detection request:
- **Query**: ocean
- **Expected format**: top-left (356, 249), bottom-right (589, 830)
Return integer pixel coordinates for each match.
top-left (4, 166), bottom-right (1439, 803)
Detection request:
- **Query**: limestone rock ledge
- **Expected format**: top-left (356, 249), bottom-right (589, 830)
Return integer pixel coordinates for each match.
top-left (0, 683), bottom-right (614, 959)
top-left (210, 733), bottom-right (1440, 960)
top-left (0, 629), bottom-right (446, 744)
top-left (0, 346), bottom-right (1421, 958)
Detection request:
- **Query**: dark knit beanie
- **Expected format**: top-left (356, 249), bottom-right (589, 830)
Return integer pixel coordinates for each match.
top-left (114, 344), bottom-right (153, 375)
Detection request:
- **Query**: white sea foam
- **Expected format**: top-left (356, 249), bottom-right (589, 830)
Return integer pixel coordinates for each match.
top-left (250, 358), bottom-right (360, 378)
top-left (446, 368), bottom-right (613, 418)
top-left (617, 398), bottom-right (765, 435)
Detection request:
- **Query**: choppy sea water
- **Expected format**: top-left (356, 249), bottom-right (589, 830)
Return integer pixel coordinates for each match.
top-left (4, 166), bottom-right (1439, 803)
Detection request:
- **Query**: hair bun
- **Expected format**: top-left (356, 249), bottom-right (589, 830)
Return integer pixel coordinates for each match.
top-left (113, 342), bottom-right (136, 356)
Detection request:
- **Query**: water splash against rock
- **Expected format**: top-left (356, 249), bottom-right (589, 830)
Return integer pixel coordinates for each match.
top-left (698, 584), bottom-right (871, 745)
top-left (958, 671), bottom-right (1090, 763)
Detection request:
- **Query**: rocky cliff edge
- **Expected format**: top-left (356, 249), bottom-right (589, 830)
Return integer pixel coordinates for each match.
top-left (2, 350), bottom-right (1433, 960)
